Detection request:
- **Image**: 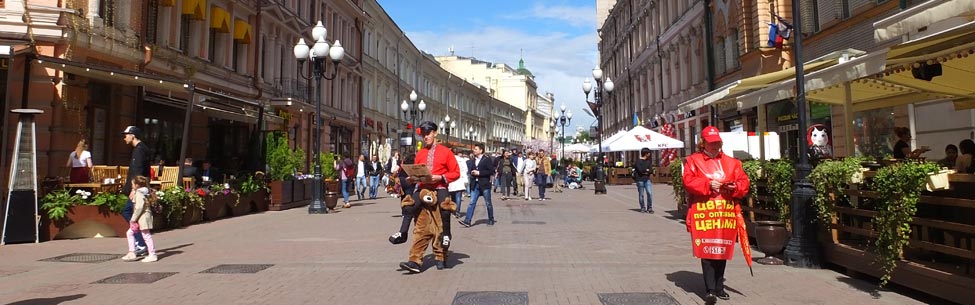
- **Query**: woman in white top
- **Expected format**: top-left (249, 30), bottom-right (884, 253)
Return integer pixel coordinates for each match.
top-left (448, 148), bottom-right (469, 217)
top-left (522, 152), bottom-right (538, 200)
top-left (66, 139), bottom-right (93, 183)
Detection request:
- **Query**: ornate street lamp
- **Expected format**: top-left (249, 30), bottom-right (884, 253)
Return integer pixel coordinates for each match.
top-left (293, 21), bottom-right (345, 214)
top-left (583, 70), bottom-right (612, 195)
top-left (784, 0), bottom-right (820, 269)
top-left (555, 103), bottom-right (572, 165)
top-left (400, 92), bottom-right (426, 152)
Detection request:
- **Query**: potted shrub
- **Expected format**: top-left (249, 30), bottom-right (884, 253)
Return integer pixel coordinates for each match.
top-left (317, 152), bottom-right (340, 210)
top-left (239, 173), bottom-right (269, 212)
top-left (266, 132), bottom-right (297, 207)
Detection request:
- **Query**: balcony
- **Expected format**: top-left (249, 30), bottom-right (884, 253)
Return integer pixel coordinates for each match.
top-left (268, 78), bottom-right (310, 102)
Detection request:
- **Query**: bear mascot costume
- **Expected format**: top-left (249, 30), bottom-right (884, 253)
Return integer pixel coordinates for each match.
top-left (398, 188), bottom-right (456, 273)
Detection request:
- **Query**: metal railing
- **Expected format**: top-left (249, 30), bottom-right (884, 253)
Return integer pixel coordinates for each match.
top-left (269, 78), bottom-right (310, 101)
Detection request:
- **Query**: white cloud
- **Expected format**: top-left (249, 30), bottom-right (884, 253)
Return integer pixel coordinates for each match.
top-left (405, 26), bottom-right (599, 135)
top-left (527, 4), bottom-right (596, 28)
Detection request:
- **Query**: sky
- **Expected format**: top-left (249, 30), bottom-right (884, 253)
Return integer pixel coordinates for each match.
top-left (376, 0), bottom-right (599, 136)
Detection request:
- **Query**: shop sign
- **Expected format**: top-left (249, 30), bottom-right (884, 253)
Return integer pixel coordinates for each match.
top-left (364, 117), bottom-right (374, 128)
top-left (777, 113), bottom-right (798, 122)
top-left (778, 123), bottom-right (798, 133)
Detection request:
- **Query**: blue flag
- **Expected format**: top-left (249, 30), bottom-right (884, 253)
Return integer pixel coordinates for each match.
top-left (633, 113), bottom-right (640, 126)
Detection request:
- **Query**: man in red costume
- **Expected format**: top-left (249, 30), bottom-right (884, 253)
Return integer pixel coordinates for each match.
top-left (682, 126), bottom-right (750, 304)
top-left (396, 121), bottom-right (460, 273)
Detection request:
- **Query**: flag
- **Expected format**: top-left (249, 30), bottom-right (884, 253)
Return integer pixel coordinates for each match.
top-left (736, 204), bottom-right (754, 276)
top-left (633, 113), bottom-right (640, 126)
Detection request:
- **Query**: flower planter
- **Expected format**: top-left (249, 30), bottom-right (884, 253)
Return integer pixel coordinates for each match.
top-left (41, 205), bottom-right (127, 241)
top-left (181, 206), bottom-right (203, 227)
top-left (755, 220), bottom-right (790, 265)
top-left (227, 194), bottom-right (251, 216)
top-left (324, 192), bottom-right (340, 210)
top-left (204, 196), bottom-right (229, 221)
top-left (250, 190), bottom-right (269, 212)
top-left (325, 180), bottom-right (340, 193)
top-left (293, 180), bottom-right (306, 203)
top-left (269, 180), bottom-right (294, 206)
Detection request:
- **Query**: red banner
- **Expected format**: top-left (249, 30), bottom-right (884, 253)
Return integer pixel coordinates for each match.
top-left (688, 196), bottom-right (739, 260)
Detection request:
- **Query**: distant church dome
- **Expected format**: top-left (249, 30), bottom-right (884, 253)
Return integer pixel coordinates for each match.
top-left (516, 58), bottom-right (533, 77)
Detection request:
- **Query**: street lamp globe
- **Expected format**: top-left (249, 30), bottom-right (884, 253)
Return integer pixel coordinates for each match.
top-left (439, 121), bottom-right (445, 130)
top-left (450, 121), bottom-right (456, 129)
top-left (312, 21), bottom-right (327, 41)
top-left (592, 66), bottom-right (603, 81)
top-left (313, 36), bottom-right (330, 59)
top-left (560, 103), bottom-right (566, 112)
top-left (468, 126), bottom-right (474, 133)
top-left (567, 110), bottom-right (573, 119)
top-left (604, 77), bottom-right (615, 92)
top-left (444, 114), bottom-right (451, 122)
top-left (418, 100), bottom-right (426, 111)
top-left (400, 100), bottom-right (409, 112)
top-left (409, 90), bottom-right (418, 102)
top-left (293, 38), bottom-right (309, 61)
top-left (582, 78), bottom-right (592, 95)
top-left (329, 40), bottom-right (345, 62)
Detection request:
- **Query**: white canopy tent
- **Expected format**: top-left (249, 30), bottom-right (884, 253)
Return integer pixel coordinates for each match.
top-left (564, 143), bottom-right (593, 153)
top-left (603, 126), bottom-right (684, 152)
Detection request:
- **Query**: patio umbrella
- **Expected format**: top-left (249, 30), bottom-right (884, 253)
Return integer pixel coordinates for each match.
top-left (735, 203), bottom-right (754, 276)
top-left (605, 125), bottom-right (684, 152)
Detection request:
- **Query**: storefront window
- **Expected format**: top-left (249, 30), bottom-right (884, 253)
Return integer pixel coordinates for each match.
top-left (853, 107), bottom-right (896, 158)
top-left (141, 102), bottom-right (185, 165)
top-left (765, 100), bottom-right (832, 160)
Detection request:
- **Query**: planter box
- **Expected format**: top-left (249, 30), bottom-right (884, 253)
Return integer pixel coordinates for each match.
top-left (41, 205), bottom-right (127, 241)
top-left (270, 180), bottom-right (311, 211)
top-left (269, 180), bottom-right (293, 206)
top-left (227, 194), bottom-right (251, 216)
top-left (204, 195), bottom-right (229, 221)
top-left (250, 190), bottom-right (269, 212)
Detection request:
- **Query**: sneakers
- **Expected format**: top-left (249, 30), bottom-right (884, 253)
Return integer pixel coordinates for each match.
top-left (715, 291), bottom-right (730, 300)
top-left (458, 220), bottom-right (472, 228)
top-left (487, 220), bottom-right (496, 226)
top-left (121, 252), bottom-right (139, 261)
top-left (389, 232), bottom-right (407, 244)
top-left (343, 203), bottom-right (351, 208)
top-left (141, 254), bottom-right (158, 263)
top-left (399, 261), bottom-right (421, 273)
top-left (435, 260), bottom-right (445, 270)
top-left (647, 208), bottom-right (655, 214)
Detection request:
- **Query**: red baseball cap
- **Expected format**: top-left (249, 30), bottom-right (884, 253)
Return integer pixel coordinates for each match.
top-left (702, 126), bottom-right (722, 143)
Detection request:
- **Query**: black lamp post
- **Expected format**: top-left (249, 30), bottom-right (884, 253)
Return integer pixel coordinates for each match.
top-left (555, 103), bottom-right (572, 164)
top-left (501, 137), bottom-right (509, 151)
top-left (784, 0), bottom-right (820, 268)
top-left (293, 21), bottom-right (346, 214)
top-left (582, 67), bottom-right (614, 195)
top-left (439, 115), bottom-right (454, 144)
top-left (466, 126), bottom-right (475, 148)
top-left (400, 91), bottom-right (426, 152)
top-left (549, 121), bottom-right (556, 154)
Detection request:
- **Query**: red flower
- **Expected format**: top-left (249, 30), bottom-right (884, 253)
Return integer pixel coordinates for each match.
top-left (196, 188), bottom-right (206, 196)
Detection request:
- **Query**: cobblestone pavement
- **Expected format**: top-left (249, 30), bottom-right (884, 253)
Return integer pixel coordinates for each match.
top-left (0, 184), bottom-right (949, 305)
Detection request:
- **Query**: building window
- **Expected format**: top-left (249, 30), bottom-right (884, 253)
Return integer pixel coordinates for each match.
top-left (208, 28), bottom-right (218, 61)
top-left (180, 15), bottom-right (191, 52)
top-left (232, 40), bottom-right (242, 72)
top-left (98, 0), bottom-right (115, 26)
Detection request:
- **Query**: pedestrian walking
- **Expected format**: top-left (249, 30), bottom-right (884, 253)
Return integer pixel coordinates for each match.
top-left (497, 151), bottom-right (515, 200)
top-left (682, 126), bottom-right (750, 304)
top-left (120, 126), bottom-right (148, 257)
top-left (449, 147), bottom-right (469, 218)
top-left (513, 150), bottom-right (524, 197)
top-left (536, 149), bottom-right (551, 200)
top-left (634, 147), bottom-right (655, 213)
top-left (459, 144), bottom-right (496, 227)
top-left (522, 152), bottom-right (537, 200)
top-left (121, 176), bottom-right (158, 263)
top-left (335, 157), bottom-right (354, 208)
top-left (368, 155), bottom-right (383, 199)
top-left (355, 154), bottom-right (367, 201)
top-left (385, 151), bottom-right (403, 198)
top-left (66, 139), bottom-right (93, 183)
top-left (395, 121), bottom-right (460, 272)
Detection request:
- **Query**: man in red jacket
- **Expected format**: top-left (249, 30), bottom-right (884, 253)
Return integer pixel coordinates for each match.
top-left (396, 121), bottom-right (460, 273)
top-left (682, 126), bottom-right (750, 304)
